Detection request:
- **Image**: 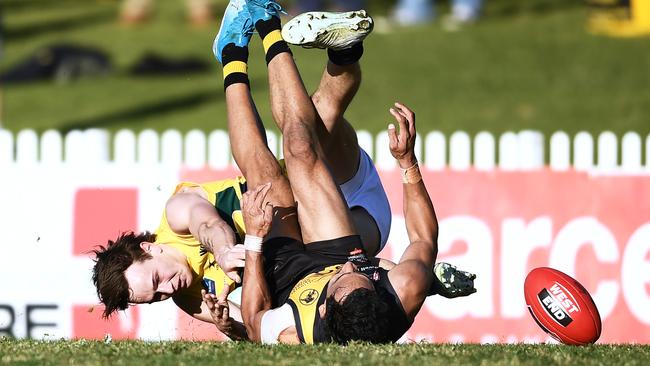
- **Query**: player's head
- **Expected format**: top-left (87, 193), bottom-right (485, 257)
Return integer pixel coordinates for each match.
top-left (325, 261), bottom-right (374, 301)
top-left (321, 261), bottom-right (391, 344)
top-left (91, 231), bottom-right (192, 318)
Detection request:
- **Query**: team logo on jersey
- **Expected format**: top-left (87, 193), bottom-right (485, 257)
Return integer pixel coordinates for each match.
top-left (199, 244), bottom-right (208, 256)
top-left (299, 289), bottom-right (319, 305)
top-left (202, 279), bottom-right (216, 295)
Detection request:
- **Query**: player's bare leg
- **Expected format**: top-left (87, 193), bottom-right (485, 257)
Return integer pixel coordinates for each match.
top-left (284, 11), bottom-right (383, 253)
top-left (225, 84), bottom-right (296, 211)
top-left (271, 53), bottom-right (356, 243)
top-left (311, 57), bottom-right (387, 253)
top-left (214, 0), bottom-right (300, 241)
top-left (312, 58), bottom-right (361, 184)
top-left (281, 10), bottom-right (374, 183)
top-left (247, 1), bottom-right (356, 244)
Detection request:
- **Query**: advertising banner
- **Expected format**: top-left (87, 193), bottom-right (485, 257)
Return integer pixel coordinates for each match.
top-left (1, 167), bottom-right (648, 343)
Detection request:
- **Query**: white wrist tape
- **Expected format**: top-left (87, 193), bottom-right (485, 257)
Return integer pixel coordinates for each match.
top-left (401, 162), bottom-right (422, 184)
top-left (244, 235), bottom-right (263, 253)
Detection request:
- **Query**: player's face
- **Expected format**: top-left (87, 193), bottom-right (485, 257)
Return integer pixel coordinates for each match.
top-left (326, 261), bottom-right (374, 303)
top-left (124, 243), bottom-right (193, 304)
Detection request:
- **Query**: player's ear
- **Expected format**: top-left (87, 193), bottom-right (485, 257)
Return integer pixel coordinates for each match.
top-left (140, 241), bottom-right (153, 252)
top-left (318, 303), bottom-right (326, 319)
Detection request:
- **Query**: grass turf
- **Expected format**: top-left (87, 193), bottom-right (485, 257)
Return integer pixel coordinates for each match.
top-left (2, 0), bottom-right (649, 139)
top-left (1, 339), bottom-right (650, 366)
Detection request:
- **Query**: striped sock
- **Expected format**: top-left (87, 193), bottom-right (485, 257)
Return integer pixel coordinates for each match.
top-left (255, 17), bottom-right (291, 64)
top-left (222, 44), bottom-right (249, 90)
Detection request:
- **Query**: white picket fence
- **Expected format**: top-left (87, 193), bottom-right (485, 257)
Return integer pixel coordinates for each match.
top-left (1, 128), bottom-right (649, 173)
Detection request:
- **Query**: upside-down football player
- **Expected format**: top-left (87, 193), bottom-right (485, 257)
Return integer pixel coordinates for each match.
top-left (91, 5), bottom-right (475, 341)
top-left (209, 0), bottom-right (467, 344)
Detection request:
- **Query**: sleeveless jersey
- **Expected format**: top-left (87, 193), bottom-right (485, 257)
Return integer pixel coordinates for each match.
top-left (286, 264), bottom-right (340, 344)
top-left (154, 178), bottom-right (248, 299)
top-left (273, 236), bottom-right (412, 344)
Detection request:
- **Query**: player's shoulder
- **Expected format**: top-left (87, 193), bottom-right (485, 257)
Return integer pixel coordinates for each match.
top-left (387, 260), bottom-right (431, 318)
top-left (175, 178), bottom-right (244, 195)
top-left (169, 178), bottom-right (246, 207)
top-left (389, 260), bottom-right (429, 288)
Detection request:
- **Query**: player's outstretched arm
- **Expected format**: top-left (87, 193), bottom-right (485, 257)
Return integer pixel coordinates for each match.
top-left (240, 183), bottom-right (274, 342)
top-left (386, 102), bottom-right (439, 320)
top-left (165, 188), bottom-right (245, 283)
top-left (388, 103), bottom-right (438, 258)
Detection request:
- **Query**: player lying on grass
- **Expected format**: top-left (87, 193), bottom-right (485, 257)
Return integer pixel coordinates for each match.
top-left (239, 100), bottom-right (440, 344)
top-left (91, 5), bottom-right (475, 341)
top-left (91, 7), bottom-right (393, 337)
top-left (204, 4), bottom-right (474, 343)
top-left (211, 1), bottom-right (467, 344)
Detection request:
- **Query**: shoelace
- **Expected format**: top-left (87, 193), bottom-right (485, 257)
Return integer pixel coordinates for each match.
top-left (236, 1), bottom-right (287, 38)
top-left (249, 0), bottom-right (287, 16)
top-left (266, 1), bottom-right (287, 16)
top-left (241, 17), bottom-right (254, 37)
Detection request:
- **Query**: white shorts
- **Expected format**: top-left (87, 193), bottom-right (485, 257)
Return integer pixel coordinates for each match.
top-left (340, 148), bottom-right (392, 252)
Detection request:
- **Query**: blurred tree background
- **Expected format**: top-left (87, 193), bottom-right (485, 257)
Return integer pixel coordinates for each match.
top-left (0, 0), bottom-right (648, 140)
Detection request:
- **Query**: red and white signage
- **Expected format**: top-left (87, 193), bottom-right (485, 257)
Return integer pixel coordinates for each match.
top-left (1, 167), bottom-right (648, 343)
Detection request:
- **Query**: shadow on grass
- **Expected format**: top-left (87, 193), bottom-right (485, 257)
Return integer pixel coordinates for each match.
top-left (59, 89), bottom-right (226, 133)
top-left (5, 8), bottom-right (116, 41)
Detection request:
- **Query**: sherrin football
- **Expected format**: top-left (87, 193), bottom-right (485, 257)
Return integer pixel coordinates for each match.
top-left (524, 267), bottom-right (602, 345)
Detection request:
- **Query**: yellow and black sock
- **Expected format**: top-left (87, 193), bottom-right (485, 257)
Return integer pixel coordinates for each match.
top-left (255, 17), bottom-right (291, 64)
top-left (222, 44), bottom-right (249, 90)
top-left (328, 42), bottom-right (363, 66)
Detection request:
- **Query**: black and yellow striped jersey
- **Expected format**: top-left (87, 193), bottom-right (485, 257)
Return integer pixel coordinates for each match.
top-left (286, 264), bottom-right (341, 344)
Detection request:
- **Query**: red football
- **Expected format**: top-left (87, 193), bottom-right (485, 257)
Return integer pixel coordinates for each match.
top-left (524, 267), bottom-right (602, 345)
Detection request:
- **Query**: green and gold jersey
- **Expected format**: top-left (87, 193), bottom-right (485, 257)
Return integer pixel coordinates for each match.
top-left (153, 178), bottom-right (248, 299)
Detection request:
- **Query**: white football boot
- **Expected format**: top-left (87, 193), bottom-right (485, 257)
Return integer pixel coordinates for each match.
top-left (433, 262), bottom-right (477, 298)
top-left (281, 10), bottom-right (373, 51)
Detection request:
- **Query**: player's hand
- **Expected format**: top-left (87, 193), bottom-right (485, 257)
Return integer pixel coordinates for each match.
top-left (196, 217), bottom-right (240, 282)
top-left (241, 182), bottom-right (273, 239)
top-left (214, 244), bottom-right (245, 283)
top-left (432, 262), bottom-right (477, 299)
top-left (202, 287), bottom-right (237, 336)
top-left (388, 102), bottom-right (417, 169)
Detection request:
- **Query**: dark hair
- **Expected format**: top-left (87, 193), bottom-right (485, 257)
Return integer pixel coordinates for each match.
top-left (325, 288), bottom-right (391, 344)
top-left (91, 231), bottom-right (156, 318)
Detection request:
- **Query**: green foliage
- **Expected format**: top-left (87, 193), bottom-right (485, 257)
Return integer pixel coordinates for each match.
top-left (1, 0), bottom-right (649, 138)
top-left (1, 338), bottom-right (649, 366)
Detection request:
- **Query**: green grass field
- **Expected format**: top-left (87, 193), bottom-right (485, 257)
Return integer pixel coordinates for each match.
top-left (2, 0), bottom-right (649, 138)
top-left (1, 339), bottom-right (649, 366)
top-left (3, 3), bottom-right (650, 364)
